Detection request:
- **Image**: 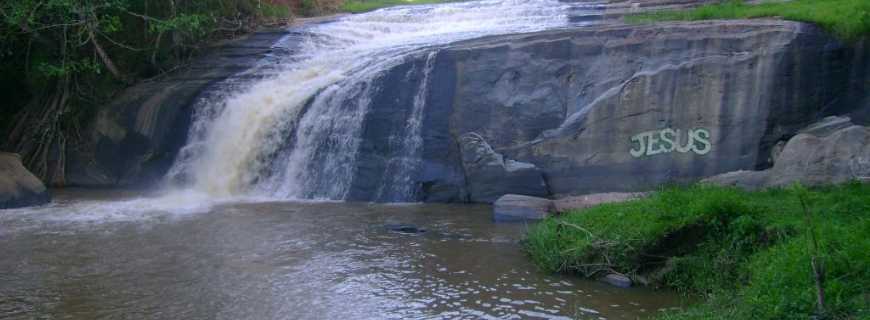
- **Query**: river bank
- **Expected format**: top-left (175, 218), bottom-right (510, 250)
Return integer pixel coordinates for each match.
top-left (525, 182), bottom-right (870, 319)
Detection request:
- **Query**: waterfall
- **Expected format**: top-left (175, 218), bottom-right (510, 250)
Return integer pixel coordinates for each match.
top-left (167, 0), bottom-right (578, 201)
top-left (374, 51), bottom-right (438, 201)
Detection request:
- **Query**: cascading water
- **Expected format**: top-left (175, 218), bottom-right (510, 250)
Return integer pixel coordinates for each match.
top-left (168, 0), bottom-right (578, 202)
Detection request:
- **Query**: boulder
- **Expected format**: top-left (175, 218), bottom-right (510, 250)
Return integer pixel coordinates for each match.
top-left (766, 125), bottom-right (870, 186)
top-left (493, 194), bottom-right (554, 222)
top-left (459, 133), bottom-right (549, 203)
top-left (0, 153), bottom-right (50, 209)
top-left (704, 122), bottom-right (870, 188)
top-left (553, 192), bottom-right (647, 213)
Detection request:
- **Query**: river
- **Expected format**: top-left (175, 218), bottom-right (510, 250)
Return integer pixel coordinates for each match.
top-left (0, 189), bottom-right (684, 319)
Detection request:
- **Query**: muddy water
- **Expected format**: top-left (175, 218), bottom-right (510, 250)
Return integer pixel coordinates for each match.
top-left (0, 190), bottom-right (683, 319)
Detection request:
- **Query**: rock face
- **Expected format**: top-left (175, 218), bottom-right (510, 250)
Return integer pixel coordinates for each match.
top-left (705, 119), bottom-right (870, 189)
top-left (418, 20), bottom-right (870, 200)
top-left (65, 30), bottom-right (292, 187)
top-left (493, 194), bottom-right (554, 222)
top-left (62, 18), bottom-right (870, 203)
top-left (0, 153), bottom-right (50, 209)
top-left (406, 20), bottom-right (869, 202)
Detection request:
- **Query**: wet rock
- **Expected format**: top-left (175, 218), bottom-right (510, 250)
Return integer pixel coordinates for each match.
top-left (385, 224), bottom-right (427, 234)
top-left (705, 121), bottom-right (870, 188)
top-left (493, 194), bottom-right (553, 222)
top-left (0, 152), bottom-right (50, 209)
top-left (459, 133), bottom-right (549, 203)
top-left (552, 192), bottom-right (647, 213)
top-left (601, 273), bottom-right (632, 288)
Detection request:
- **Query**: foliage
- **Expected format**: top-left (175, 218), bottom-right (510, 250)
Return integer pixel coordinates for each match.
top-left (525, 182), bottom-right (870, 319)
top-left (0, 0), bottom-right (297, 184)
top-left (626, 0), bottom-right (870, 41)
top-left (341, 0), bottom-right (463, 13)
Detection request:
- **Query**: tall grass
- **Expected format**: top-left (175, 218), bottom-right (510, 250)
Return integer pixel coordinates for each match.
top-left (626, 0), bottom-right (870, 41)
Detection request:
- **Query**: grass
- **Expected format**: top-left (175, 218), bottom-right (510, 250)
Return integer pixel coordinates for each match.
top-left (626, 0), bottom-right (870, 41)
top-left (341, 0), bottom-right (466, 13)
top-left (525, 182), bottom-right (870, 319)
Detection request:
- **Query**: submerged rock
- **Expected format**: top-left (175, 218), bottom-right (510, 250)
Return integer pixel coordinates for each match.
top-left (600, 273), bottom-right (632, 288)
top-left (0, 153), bottom-right (50, 209)
top-left (385, 224), bottom-right (427, 234)
top-left (493, 194), bottom-right (553, 222)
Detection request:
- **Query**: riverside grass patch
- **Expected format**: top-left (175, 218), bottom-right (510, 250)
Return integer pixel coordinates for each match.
top-left (524, 183), bottom-right (870, 319)
top-left (626, 0), bottom-right (870, 41)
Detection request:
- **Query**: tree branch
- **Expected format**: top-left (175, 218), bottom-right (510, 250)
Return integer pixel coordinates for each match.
top-left (87, 26), bottom-right (127, 83)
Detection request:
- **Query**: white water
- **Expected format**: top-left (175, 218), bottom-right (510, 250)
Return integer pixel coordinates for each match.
top-left (166, 0), bottom-right (575, 202)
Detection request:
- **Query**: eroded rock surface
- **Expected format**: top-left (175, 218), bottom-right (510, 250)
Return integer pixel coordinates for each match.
top-left (459, 133), bottom-right (549, 203)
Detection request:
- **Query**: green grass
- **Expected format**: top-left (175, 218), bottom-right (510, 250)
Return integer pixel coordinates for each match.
top-left (525, 182), bottom-right (870, 319)
top-left (626, 0), bottom-right (870, 41)
top-left (341, 0), bottom-right (465, 13)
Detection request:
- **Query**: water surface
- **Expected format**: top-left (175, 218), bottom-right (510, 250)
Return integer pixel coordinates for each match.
top-left (0, 190), bottom-right (683, 319)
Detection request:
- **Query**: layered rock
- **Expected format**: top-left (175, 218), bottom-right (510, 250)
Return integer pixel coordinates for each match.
top-left (0, 153), bottom-right (50, 209)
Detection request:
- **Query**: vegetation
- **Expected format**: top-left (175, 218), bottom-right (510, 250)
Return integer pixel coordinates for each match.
top-left (525, 183), bottom-right (870, 319)
top-left (626, 0), bottom-right (870, 41)
top-left (341, 0), bottom-right (463, 13)
top-left (0, 0), bottom-right (308, 184)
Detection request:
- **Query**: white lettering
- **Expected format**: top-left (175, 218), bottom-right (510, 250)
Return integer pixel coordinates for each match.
top-left (630, 128), bottom-right (712, 158)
